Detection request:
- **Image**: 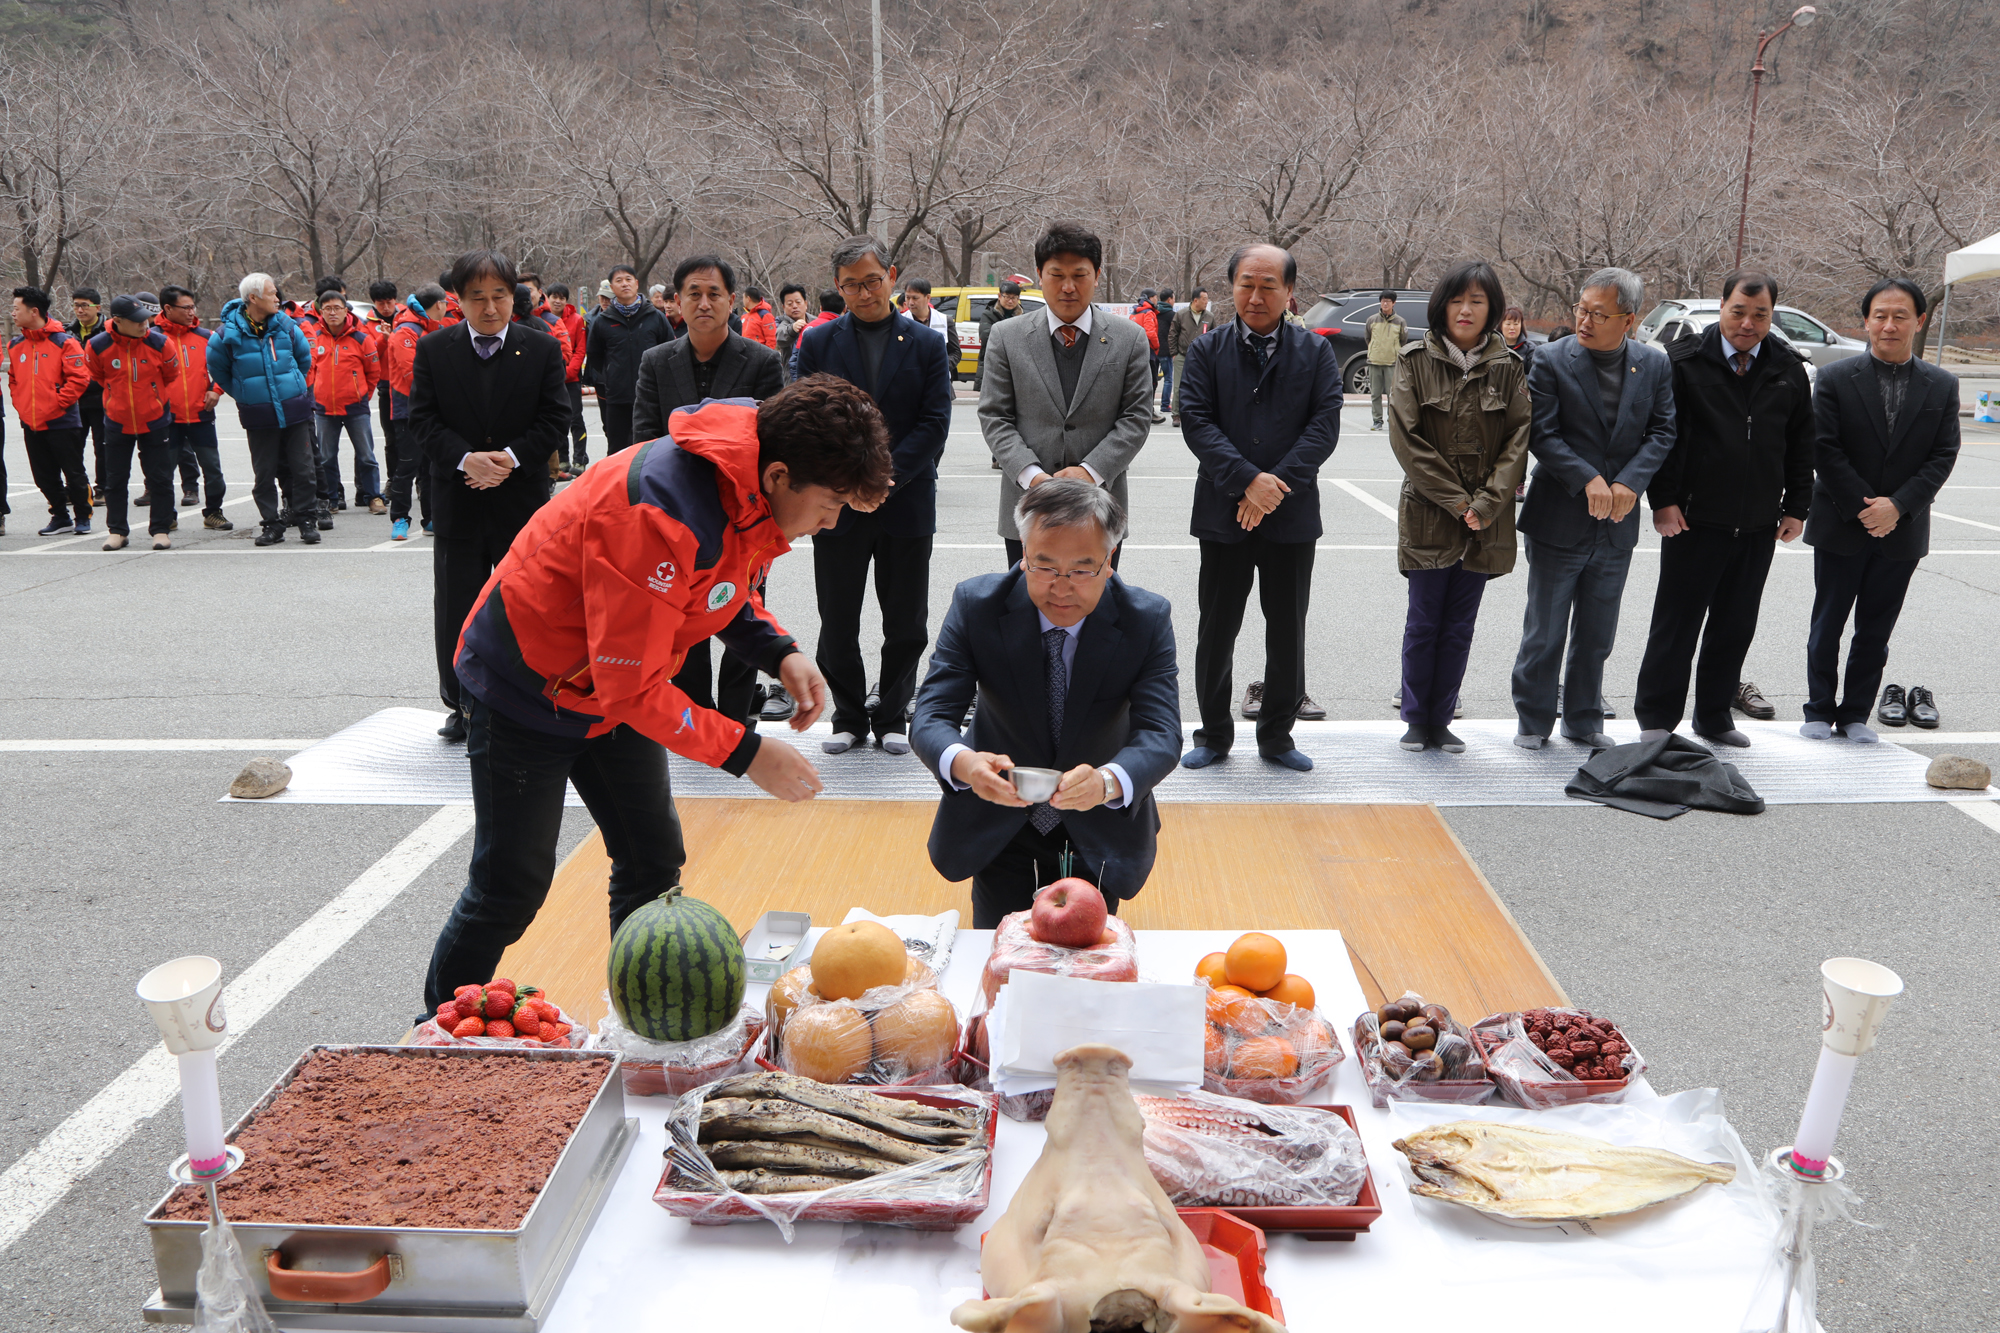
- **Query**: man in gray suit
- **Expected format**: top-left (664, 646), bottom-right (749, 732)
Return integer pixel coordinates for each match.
top-left (1511, 267), bottom-right (1676, 749)
top-left (979, 220), bottom-right (1155, 567)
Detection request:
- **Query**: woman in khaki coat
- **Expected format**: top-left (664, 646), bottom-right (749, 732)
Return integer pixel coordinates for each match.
top-left (1387, 260), bottom-right (1531, 753)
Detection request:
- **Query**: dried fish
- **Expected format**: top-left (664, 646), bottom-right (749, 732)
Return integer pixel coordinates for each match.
top-left (1394, 1121), bottom-right (1736, 1221)
top-left (707, 1071), bottom-right (978, 1139)
top-left (704, 1140), bottom-right (901, 1178)
top-left (717, 1169), bottom-right (855, 1195)
top-left (698, 1098), bottom-right (946, 1165)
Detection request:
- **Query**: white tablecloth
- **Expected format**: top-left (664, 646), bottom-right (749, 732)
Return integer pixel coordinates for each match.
top-left (286, 929), bottom-right (1784, 1331)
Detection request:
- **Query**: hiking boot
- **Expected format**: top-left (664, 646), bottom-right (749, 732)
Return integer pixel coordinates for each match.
top-left (255, 522), bottom-right (286, 546)
top-left (204, 512), bottom-right (234, 531)
top-left (298, 519), bottom-right (322, 545)
top-left (180, 489), bottom-right (198, 508)
top-left (1733, 680), bottom-right (1776, 720)
top-left (316, 505), bottom-right (335, 531)
top-left (368, 497), bottom-right (387, 515)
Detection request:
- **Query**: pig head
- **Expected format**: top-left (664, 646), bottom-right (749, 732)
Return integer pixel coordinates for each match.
top-left (951, 1044), bottom-right (1287, 1333)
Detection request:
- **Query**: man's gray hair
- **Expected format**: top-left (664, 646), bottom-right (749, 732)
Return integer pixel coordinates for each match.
top-left (238, 272), bottom-right (275, 303)
top-left (1580, 267), bottom-right (1645, 316)
top-left (1014, 479), bottom-right (1129, 551)
top-left (831, 234), bottom-right (893, 276)
top-left (413, 283), bottom-right (448, 309)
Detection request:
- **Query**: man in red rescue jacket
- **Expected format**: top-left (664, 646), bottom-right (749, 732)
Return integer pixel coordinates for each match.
top-left (548, 282), bottom-right (590, 472)
top-left (306, 289), bottom-right (384, 515)
top-left (87, 293), bottom-right (181, 550)
top-left (8, 285), bottom-right (95, 537)
top-left (421, 376), bottom-right (893, 1011)
top-left (155, 286), bottom-right (231, 530)
top-left (383, 284), bottom-right (448, 538)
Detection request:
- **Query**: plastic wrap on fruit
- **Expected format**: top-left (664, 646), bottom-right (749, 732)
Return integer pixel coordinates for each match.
top-left (1351, 991), bottom-right (1494, 1108)
top-left (595, 1002), bottom-right (766, 1097)
top-left (771, 968), bottom-right (961, 1086)
top-left (1137, 1090), bottom-right (1368, 1209)
top-left (658, 1074), bottom-right (994, 1241)
top-left (1471, 1008), bottom-right (1646, 1109)
top-left (980, 896), bottom-right (1138, 1006)
top-left (1199, 988), bottom-right (1345, 1106)
top-left (413, 987), bottom-right (583, 1049)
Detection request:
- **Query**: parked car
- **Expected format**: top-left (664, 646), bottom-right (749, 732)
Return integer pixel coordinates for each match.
top-left (1300, 290), bottom-right (1433, 394)
top-left (926, 285), bottom-right (1047, 379)
top-left (1637, 299), bottom-right (1863, 367)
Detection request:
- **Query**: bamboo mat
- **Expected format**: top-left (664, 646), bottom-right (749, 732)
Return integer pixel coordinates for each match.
top-left (498, 799), bottom-right (1566, 1031)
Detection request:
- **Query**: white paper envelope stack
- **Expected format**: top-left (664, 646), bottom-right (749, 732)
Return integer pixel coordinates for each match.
top-left (987, 970), bottom-right (1207, 1094)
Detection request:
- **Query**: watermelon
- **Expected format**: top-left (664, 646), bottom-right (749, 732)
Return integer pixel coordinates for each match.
top-left (608, 886), bottom-right (745, 1042)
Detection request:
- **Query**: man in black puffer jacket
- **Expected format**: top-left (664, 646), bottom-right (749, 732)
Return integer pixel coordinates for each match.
top-left (1633, 270), bottom-right (1813, 746)
top-left (583, 264), bottom-right (673, 454)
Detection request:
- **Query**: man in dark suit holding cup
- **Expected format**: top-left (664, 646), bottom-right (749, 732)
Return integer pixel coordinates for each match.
top-left (911, 480), bottom-right (1182, 926)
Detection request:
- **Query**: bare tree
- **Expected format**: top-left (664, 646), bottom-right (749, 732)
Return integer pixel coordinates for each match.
top-left (0, 45), bottom-right (147, 290)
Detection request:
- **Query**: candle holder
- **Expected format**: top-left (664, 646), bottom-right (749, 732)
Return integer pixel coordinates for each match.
top-left (167, 1144), bottom-right (277, 1333)
top-left (1741, 1145), bottom-right (1872, 1333)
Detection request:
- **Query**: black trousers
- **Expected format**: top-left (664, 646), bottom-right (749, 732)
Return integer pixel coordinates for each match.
top-left (566, 383), bottom-right (589, 466)
top-left (1804, 545), bottom-right (1920, 725)
top-left (103, 428), bottom-right (177, 536)
top-left (168, 422), bottom-right (227, 514)
top-left (435, 526), bottom-right (516, 712)
top-left (423, 696), bottom-right (686, 1011)
top-left (246, 423), bottom-right (318, 527)
top-left (1634, 526), bottom-right (1777, 735)
top-left (601, 399), bottom-right (635, 454)
top-left (969, 819), bottom-right (1121, 930)
top-left (24, 427), bottom-right (92, 523)
top-left (813, 514), bottom-right (933, 738)
top-left (1192, 534), bottom-right (1315, 755)
top-left (670, 638), bottom-right (762, 725)
top-left (81, 400), bottom-right (107, 487)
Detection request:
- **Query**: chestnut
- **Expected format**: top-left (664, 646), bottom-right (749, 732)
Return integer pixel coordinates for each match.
top-left (1410, 1051), bottom-right (1444, 1082)
top-left (1382, 1040), bottom-right (1414, 1072)
top-left (1402, 1024), bottom-right (1437, 1052)
top-left (1381, 1019), bottom-right (1407, 1043)
top-left (1389, 999), bottom-right (1423, 1024)
top-left (1421, 1003), bottom-right (1452, 1027)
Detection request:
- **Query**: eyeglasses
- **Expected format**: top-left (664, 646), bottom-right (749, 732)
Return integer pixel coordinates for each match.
top-left (837, 274), bottom-right (887, 297)
top-left (1023, 561), bottom-right (1107, 584)
top-left (1573, 303), bottom-right (1629, 326)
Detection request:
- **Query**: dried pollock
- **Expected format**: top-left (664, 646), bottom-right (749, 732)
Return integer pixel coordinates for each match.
top-left (1394, 1121), bottom-right (1735, 1221)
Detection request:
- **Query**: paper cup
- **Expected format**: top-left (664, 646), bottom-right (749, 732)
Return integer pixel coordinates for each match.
top-left (1820, 956), bottom-right (1901, 1056)
top-left (1008, 767), bottom-right (1061, 803)
top-left (137, 956), bottom-right (227, 1055)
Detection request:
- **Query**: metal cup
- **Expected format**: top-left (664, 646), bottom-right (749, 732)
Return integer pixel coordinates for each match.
top-left (1007, 766), bottom-right (1061, 803)
top-left (1819, 957), bottom-right (1901, 1056)
top-left (137, 956), bottom-right (227, 1055)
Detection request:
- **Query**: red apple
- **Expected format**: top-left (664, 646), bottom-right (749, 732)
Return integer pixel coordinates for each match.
top-left (1030, 878), bottom-right (1108, 948)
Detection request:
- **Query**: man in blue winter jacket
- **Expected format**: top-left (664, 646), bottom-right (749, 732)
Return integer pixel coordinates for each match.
top-left (207, 272), bottom-right (319, 546)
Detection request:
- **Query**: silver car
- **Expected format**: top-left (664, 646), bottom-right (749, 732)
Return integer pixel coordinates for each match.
top-left (1637, 299), bottom-right (1865, 367)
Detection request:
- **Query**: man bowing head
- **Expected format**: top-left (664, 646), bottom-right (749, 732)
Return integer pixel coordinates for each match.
top-left (911, 481), bottom-right (1182, 927)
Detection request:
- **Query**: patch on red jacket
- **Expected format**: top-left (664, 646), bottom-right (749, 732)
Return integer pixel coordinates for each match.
top-left (648, 560), bottom-right (677, 593)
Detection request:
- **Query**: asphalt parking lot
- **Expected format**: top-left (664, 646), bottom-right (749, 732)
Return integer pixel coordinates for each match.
top-left (2, 390), bottom-right (1996, 1331)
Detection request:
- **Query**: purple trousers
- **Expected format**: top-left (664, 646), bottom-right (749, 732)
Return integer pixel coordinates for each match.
top-left (1401, 562), bottom-right (1489, 725)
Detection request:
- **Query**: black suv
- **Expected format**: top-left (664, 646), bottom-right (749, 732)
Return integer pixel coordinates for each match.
top-left (1301, 290), bottom-right (1430, 394)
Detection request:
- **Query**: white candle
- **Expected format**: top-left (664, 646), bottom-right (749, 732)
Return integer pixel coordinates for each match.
top-left (1790, 957), bottom-right (1902, 1176)
top-left (1789, 1046), bottom-right (1856, 1174)
top-left (178, 1048), bottom-right (229, 1176)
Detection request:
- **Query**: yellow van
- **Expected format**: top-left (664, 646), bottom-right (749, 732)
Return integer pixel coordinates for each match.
top-left (926, 286), bottom-right (1047, 379)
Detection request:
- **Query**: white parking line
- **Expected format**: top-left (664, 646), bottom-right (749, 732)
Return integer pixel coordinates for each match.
top-left (0, 739), bottom-right (317, 751)
top-left (0, 805), bottom-right (474, 1256)
top-left (1933, 511), bottom-right (2000, 533)
top-left (14, 493), bottom-right (261, 553)
top-left (1955, 802), bottom-right (2000, 837)
top-left (1331, 478), bottom-right (1399, 522)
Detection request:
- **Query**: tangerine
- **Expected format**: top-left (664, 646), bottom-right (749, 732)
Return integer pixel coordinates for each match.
top-left (1229, 1034), bottom-right (1300, 1080)
top-left (1223, 933), bottom-right (1287, 992)
top-left (1290, 1015), bottom-right (1337, 1067)
top-left (1204, 1024), bottom-right (1229, 1073)
top-left (1209, 989), bottom-right (1273, 1037)
top-left (781, 1003), bottom-right (872, 1083)
top-left (1259, 973), bottom-right (1316, 1011)
top-left (812, 921), bottom-right (907, 1001)
top-left (1194, 952), bottom-right (1230, 988)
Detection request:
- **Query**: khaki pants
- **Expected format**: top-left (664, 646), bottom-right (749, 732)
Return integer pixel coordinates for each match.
top-left (1369, 363), bottom-right (1393, 424)
top-left (1170, 354), bottom-right (1186, 414)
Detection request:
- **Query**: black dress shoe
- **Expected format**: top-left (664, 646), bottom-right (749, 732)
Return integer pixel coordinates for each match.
top-left (1876, 683), bottom-right (1908, 727)
top-left (1733, 680), bottom-right (1776, 720)
top-left (1907, 685), bottom-right (1939, 729)
top-left (437, 712), bottom-right (468, 743)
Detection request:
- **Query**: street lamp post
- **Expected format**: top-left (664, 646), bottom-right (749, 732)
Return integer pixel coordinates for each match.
top-left (1734, 5), bottom-right (1818, 270)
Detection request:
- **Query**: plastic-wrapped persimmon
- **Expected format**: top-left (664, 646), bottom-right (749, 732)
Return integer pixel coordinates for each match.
top-left (780, 1003), bottom-right (873, 1083)
top-left (1199, 983), bottom-right (1345, 1105)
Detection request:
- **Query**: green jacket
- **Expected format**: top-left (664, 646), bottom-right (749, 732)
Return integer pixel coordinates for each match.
top-left (1388, 330), bottom-right (1531, 575)
top-left (1365, 311), bottom-right (1407, 365)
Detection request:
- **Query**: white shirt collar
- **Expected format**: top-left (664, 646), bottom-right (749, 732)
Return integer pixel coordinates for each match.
top-left (1047, 305), bottom-right (1093, 338)
top-left (1036, 611), bottom-right (1083, 639)
top-left (1723, 334), bottom-right (1762, 360)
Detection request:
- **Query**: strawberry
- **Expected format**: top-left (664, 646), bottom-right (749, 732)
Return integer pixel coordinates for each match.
top-left (533, 1000), bottom-right (560, 1024)
top-left (454, 984), bottom-right (483, 1007)
top-left (451, 1015), bottom-right (486, 1038)
top-left (488, 978), bottom-right (517, 994)
top-left (513, 1015), bottom-right (543, 1040)
top-left (436, 1000), bottom-right (461, 1022)
top-left (545, 1021), bottom-right (571, 1041)
top-left (483, 989), bottom-right (516, 1020)
top-left (486, 1018), bottom-right (516, 1040)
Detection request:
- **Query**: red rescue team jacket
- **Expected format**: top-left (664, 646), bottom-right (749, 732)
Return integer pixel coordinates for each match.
top-left (454, 400), bottom-right (797, 774)
top-left (151, 315), bottom-right (218, 425)
top-left (305, 318), bottom-right (380, 415)
top-left (87, 326), bottom-right (181, 433)
top-left (7, 321), bottom-right (93, 430)
top-left (556, 307), bottom-right (587, 383)
top-left (741, 300), bottom-right (778, 350)
top-left (385, 303), bottom-right (437, 420)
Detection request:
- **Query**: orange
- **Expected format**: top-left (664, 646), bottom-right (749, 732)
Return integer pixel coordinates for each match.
top-left (1194, 952), bottom-right (1230, 988)
top-left (1209, 989), bottom-right (1272, 1038)
top-left (1204, 1024), bottom-right (1229, 1073)
top-left (872, 990), bottom-right (959, 1077)
top-left (1290, 1015), bottom-right (1337, 1067)
top-left (812, 921), bottom-right (907, 1001)
top-left (1259, 974), bottom-right (1316, 1011)
top-left (767, 967), bottom-right (815, 1030)
top-left (781, 1003), bottom-right (873, 1083)
top-left (1229, 1035), bottom-right (1300, 1080)
top-left (1223, 933), bottom-right (1287, 993)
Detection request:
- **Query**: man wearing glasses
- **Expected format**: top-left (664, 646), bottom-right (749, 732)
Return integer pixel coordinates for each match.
top-left (154, 286), bottom-right (231, 529)
top-left (794, 234), bottom-right (954, 757)
top-left (1510, 267), bottom-right (1676, 749)
top-left (911, 481), bottom-right (1181, 926)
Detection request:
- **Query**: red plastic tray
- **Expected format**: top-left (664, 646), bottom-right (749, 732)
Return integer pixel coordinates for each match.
top-left (653, 1086), bottom-right (996, 1229)
top-left (1470, 1023), bottom-right (1637, 1108)
top-left (978, 1210), bottom-right (1283, 1323)
top-left (617, 1015), bottom-right (766, 1098)
top-left (1208, 1105), bottom-right (1383, 1241)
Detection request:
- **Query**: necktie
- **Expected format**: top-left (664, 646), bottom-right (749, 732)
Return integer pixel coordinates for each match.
top-left (474, 333), bottom-right (500, 360)
top-left (1058, 324), bottom-right (1079, 350)
top-left (1732, 351), bottom-right (1749, 376)
top-left (1030, 627), bottom-right (1068, 835)
top-left (1251, 333), bottom-right (1274, 370)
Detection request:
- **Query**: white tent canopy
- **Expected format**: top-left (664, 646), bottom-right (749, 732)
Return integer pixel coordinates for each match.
top-left (1943, 230), bottom-right (2000, 286)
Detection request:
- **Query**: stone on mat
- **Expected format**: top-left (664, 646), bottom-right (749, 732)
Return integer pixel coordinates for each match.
top-left (1924, 754), bottom-right (1992, 791)
top-left (230, 757), bottom-right (293, 799)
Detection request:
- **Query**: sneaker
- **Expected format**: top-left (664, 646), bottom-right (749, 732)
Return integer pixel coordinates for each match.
top-left (1297, 694), bottom-right (1326, 721)
top-left (1241, 681), bottom-right (1264, 720)
top-left (1399, 724), bottom-right (1427, 752)
top-left (330, 496), bottom-right (348, 512)
top-left (369, 497), bottom-right (387, 515)
top-left (878, 732), bottom-right (911, 755)
top-left (822, 732), bottom-right (858, 754)
top-left (1733, 680), bottom-right (1776, 720)
top-left (391, 518), bottom-right (410, 541)
top-left (1430, 725), bottom-right (1466, 753)
top-left (204, 512), bottom-right (233, 531)
top-left (255, 522), bottom-right (286, 546)
top-left (90, 485), bottom-right (104, 506)
top-left (37, 518), bottom-right (75, 537)
top-left (102, 532), bottom-right (128, 550)
top-left (760, 685), bottom-right (796, 722)
top-left (180, 490), bottom-right (198, 508)
top-left (1907, 685), bottom-right (1939, 729)
top-left (1150, 410), bottom-right (1167, 423)
top-left (1391, 688), bottom-right (1402, 710)
top-left (299, 521), bottom-right (321, 545)
top-left (151, 533), bottom-right (171, 550)
top-left (421, 519), bottom-right (434, 534)
top-left (74, 519), bottom-right (91, 536)
top-left (316, 508), bottom-right (334, 531)
top-left (1875, 683), bottom-right (1907, 727)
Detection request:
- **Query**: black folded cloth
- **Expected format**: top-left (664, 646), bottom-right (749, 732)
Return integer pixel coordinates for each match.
top-left (1564, 733), bottom-right (1765, 820)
